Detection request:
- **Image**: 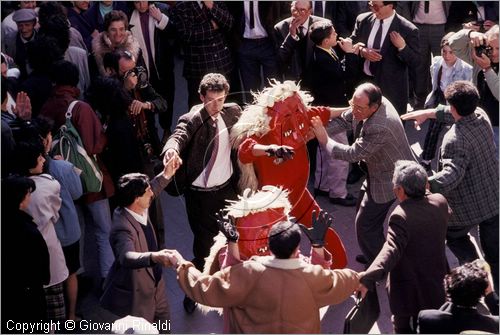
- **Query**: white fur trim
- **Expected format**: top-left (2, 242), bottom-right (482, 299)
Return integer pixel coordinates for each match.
top-left (225, 186), bottom-right (291, 219)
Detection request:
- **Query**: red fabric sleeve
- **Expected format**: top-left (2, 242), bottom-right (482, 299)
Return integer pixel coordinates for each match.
top-left (238, 137), bottom-right (259, 164)
top-left (308, 106), bottom-right (331, 124)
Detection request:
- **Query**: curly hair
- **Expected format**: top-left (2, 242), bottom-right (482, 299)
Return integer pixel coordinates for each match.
top-left (445, 261), bottom-right (489, 307)
top-left (198, 73), bottom-right (230, 96)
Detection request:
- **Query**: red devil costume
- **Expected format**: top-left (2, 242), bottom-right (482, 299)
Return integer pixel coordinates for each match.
top-left (231, 81), bottom-right (347, 268)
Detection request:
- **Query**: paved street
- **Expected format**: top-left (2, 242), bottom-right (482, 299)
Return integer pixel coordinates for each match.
top-left (76, 55), bottom-right (471, 334)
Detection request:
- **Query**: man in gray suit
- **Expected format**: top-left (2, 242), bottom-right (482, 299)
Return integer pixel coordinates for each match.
top-left (358, 160), bottom-right (451, 333)
top-left (274, 0), bottom-right (327, 82)
top-left (311, 83), bottom-right (416, 265)
top-left (100, 155), bottom-right (181, 327)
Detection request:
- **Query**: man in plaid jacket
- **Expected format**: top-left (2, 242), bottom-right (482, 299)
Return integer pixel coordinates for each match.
top-left (170, 1), bottom-right (233, 108)
top-left (403, 80), bottom-right (499, 293)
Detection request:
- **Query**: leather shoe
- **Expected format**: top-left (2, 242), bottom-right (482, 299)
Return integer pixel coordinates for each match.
top-left (355, 254), bottom-right (368, 264)
top-left (313, 188), bottom-right (329, 197)
top-left (183, 295), bottom-right (197, 314)
top-left (330, 193), bottom-right (357, 207)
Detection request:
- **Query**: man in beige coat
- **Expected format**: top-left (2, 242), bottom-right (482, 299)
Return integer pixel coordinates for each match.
top-left (166, 213), bottom-right (360, 333)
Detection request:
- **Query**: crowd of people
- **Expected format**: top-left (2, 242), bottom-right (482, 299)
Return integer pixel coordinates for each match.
top-left (1, 0), bottom-right (499, 334)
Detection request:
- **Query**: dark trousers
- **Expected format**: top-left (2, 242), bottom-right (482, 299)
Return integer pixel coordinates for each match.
top-left (355, 188), bottom-right (395, 265)
top-left (422, 119), bottom-right (446, 161)
top-left (392, 315), bottom-right (418, 334)
top-left (185, 182), bottom-right (238, 271)
top-left (409, 23), bottom-right (445, 108)
top-left (237, 37), bottom-right (279, 104)
top-left (447, 215), bottom-right (499, 292)
top-left (150, 68), bottom-right (175, 133)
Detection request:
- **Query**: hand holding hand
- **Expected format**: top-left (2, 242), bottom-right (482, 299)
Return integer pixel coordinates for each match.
top-left (299, 210), bottom-right (332, 247)
top-left (389, 31), bottom-right (406, 50)
top-left (265, 145), bottom-right (295, 161)
top-left (215, 209), bottom-right (239, 242)
top-left (310, 116), bottom-right (328, 145)
top-left (356, 283), bottom-right (369, 299)
top-left (164, 249), bottom-right (185, 268)
top-left (163, 152), bottom-right (182, 179)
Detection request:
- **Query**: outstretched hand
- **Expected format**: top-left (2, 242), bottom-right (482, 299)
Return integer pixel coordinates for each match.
top-left (299, 210), bottom-right (332, 247)
top-left (215, 209), bottom-right (239, 242)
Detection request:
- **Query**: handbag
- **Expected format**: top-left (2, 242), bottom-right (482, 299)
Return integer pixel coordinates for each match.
top-left (343, 289), bottom-right (380, 334)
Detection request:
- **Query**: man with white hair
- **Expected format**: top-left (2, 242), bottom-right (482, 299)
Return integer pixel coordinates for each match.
top-left (358, 160), bottom-right (451, 333)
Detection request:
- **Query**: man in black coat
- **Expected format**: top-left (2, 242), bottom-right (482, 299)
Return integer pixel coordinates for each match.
top-left (350, 1), bottom-right (420, 115)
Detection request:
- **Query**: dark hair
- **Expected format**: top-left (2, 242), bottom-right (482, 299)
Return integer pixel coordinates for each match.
top-left (268, 221), bottom-right (301, 259)
top-left (309, 20), bottom-right (334, 46)
top-left (38, 1), bottom-right (67, 27)
top-left (383, 1), bottom-right (397, 9)
top-left (1, 175), bottom-right (36, 211)
top-left (116, 173), bottom-right (150, 208)
top-left (103, 50), bottom-right (134, 75)
top-left (51, 60), bottom-right (80, 87)
top-left (39, 14), bottom-right (71, 52)
top-left (198, 73), bottom-right (230, 96)
top-left (13, 140), bottom-right (45, 176)
top-left (356, 82), bottom-right (383, 107)
top-left (444, 81), bottom-right (479, 116)
top-left (31, 116), bottom-right (55, 138)
top-left (445, 261), bottom-right (489, 307)
top-left (103, 10), bottom-right (129, 32)
top-left (26, 35), bottom-right (64, 73)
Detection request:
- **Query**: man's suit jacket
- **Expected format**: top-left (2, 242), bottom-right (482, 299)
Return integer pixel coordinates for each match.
top-left (328, 97), bottom-right (417, 203)
top-left (170, 1), bottom-right (233, 80)
top-left (360, 192), bottom-right (450, 316)
top-left (351, 12), bottom-right (420, 115)
top-left (418, 302), bottom-right (499, 334)
top-left (100, 174), bottom-right (170, 322)
top-left (162, 103), bottom-right (242, 193)
top-left (274, 15), bottom-right (327, 81)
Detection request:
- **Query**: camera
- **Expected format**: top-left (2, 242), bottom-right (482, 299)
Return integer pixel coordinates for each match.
top-left (475, 44), bottom-right (492, 58)
top-left (124, 66), bottom-right (149, 89)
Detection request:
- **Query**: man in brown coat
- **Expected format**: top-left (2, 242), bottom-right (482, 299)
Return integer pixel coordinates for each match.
top-left (358, 160), bottom-right (451, 333)
top-left (166, 215), bottom-right (360, 333)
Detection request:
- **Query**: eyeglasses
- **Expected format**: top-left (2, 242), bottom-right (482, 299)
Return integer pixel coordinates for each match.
top-left (368, 1), bottom-right (386, 11)
top-left (292, 6), bottom-right (309, 14)
top-left (349, 99), bottom-right (371, 111)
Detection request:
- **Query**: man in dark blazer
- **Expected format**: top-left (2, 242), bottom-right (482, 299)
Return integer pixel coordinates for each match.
top-left (162, 73), bottom-right (241, 314)
top-left (351, 1), bottom-right (420, 115)
top-left (274, 0), bottom-right (328, 82)
top-left (226, 1), bottom-right (288, 103)
top-left (418, 261), bottom-right (499, 334)
top-left (100, 156), bottom-right (181, 326)
top-left (311, 83), bottom-right (417, 267)
top-left (358, 160), bottom-right (451, 333)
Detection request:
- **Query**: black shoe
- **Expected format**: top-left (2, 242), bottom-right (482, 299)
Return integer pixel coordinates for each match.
top-left (313, 188), bottom-right (329, 197)
top-left (330, 193), bottom-right (357, 207)
top-left (347, 168), bottom-right (365, 184)
top-left (183, 295), bottom-right (197, 314)
top-left (355, 254), bottom-right (368, 264)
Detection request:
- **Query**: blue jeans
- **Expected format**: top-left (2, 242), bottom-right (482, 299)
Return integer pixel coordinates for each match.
top-left (78, 199), bottom-right (115, 278)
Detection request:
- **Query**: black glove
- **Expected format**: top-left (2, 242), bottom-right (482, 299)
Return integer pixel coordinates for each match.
top-left (265, 145), bottom-right (295, 161)
top-left (298, 210), bottom-right (332, 247)
top-left (215, 209), bottom-right (239, 242)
